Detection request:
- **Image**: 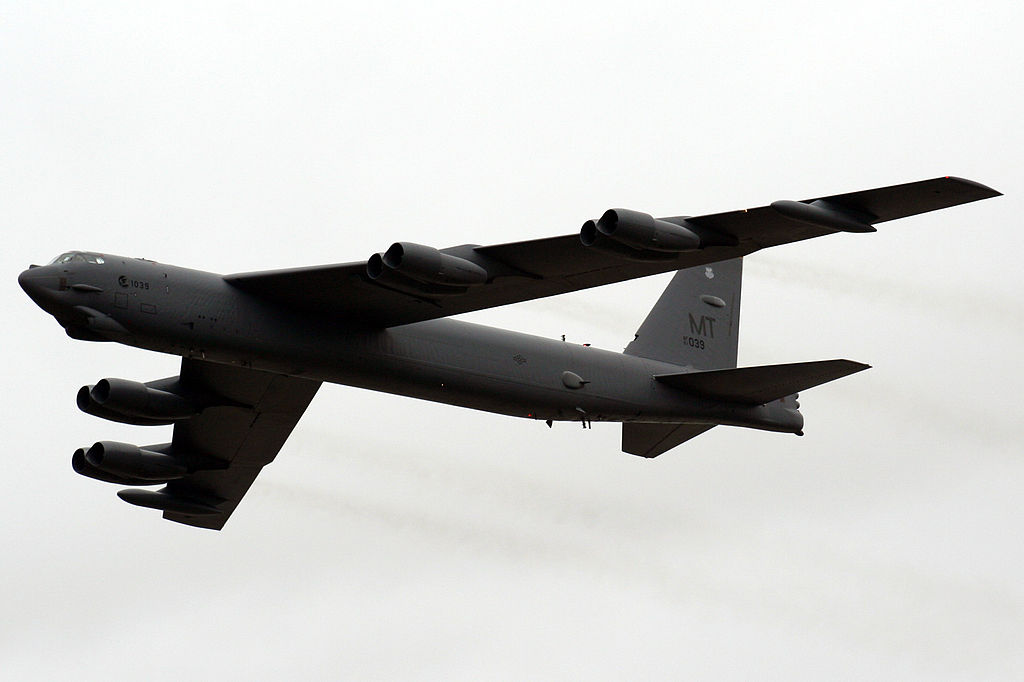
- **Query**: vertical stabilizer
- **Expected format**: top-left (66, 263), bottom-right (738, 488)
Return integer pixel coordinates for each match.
top-left (624, 258), bottom-right (742, 370)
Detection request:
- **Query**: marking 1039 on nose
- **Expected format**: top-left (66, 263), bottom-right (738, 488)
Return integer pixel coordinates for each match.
top-left (118, 275), bottom-right (150, 290)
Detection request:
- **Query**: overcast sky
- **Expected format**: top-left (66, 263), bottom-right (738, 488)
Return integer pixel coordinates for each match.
top-left (2, 1), bottom-right (1022, 679)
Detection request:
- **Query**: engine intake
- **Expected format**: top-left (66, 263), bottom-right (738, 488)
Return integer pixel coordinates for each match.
top-left (581, 209), bottom-right (702, 253)
top-left (367, 242), bottom-right (488, 287)
top-left (77, 378), bottom-right (199, 425)
top-left (72, 447), bottom-right (153, 486)
top-left (85, 441), bottom-right (188, 482)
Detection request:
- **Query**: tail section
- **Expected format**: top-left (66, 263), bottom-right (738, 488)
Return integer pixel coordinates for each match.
top-left (622, 259), bottom-right (742, 456)
top-left (621, 360), bottom-right (869, 458)
top-left (624, 258), bottom-right (742, 370)
top-left (621, 263), bottom-right (869, 458)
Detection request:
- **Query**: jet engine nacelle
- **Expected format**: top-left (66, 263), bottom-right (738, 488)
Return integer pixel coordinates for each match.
top-left (367, 242), bottom-right (488, 287)
top-left (581, 209), bottom-right (702, 253)
top-left (77, 378), bottom-right (199, 425)
top-left (84, 441), bottom-right (188, 482)
top-left (72, 447), bottom-right (153, 486)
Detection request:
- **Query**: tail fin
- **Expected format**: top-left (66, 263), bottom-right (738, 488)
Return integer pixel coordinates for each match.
top-left (624, 258), bottom-right (742, 370)
top-left (621, 259), bottom-right (742, 457)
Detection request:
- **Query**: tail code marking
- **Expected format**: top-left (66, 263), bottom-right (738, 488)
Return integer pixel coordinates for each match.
top-left (688, 313), bottom-right (716, 338)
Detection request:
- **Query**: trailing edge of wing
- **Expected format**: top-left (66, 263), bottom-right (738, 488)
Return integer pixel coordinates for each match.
top-left (655, 359), bottom-right (870, 405)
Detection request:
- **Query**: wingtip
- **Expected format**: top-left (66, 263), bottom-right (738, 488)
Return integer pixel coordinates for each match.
top-left (942, 176), bottom-right (1002, 198)
top-left (832, 359), bottom-right (871, 375)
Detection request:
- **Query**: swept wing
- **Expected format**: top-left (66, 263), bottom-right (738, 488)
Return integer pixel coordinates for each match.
top-left (224, 177), bottom-right (999, 327)
top-left (118, 359), bottom-right (321, 530)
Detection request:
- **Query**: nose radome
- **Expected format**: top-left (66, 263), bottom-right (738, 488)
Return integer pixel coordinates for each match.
top-left (18, 267), bottom-right (42, 295)
top-left (18, 266), bottom-right (61, 308)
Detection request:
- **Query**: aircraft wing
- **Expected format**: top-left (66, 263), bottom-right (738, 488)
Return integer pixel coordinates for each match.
top-left (225, 177), bottom-right (999, 328)
top-left (152, 359), bottom-right (321, 530)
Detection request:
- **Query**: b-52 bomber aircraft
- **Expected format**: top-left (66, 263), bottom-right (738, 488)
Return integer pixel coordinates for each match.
top-left (19, 176), bottom-right (1000, 529)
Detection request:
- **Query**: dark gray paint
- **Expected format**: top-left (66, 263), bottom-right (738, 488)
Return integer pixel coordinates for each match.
top-left (625, 258), bottom-right (743, 369)
top-left (18, 177), bottom-right (1001, 529)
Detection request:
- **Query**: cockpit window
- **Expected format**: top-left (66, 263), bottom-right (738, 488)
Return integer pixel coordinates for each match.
top-left (49, 251), bottom-right (105, 265)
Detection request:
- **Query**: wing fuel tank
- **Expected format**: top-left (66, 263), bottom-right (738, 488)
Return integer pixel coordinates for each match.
top-left (117, 488), bottom-right (222, 516)
top-left (770, 199), bottom-right (877, 233)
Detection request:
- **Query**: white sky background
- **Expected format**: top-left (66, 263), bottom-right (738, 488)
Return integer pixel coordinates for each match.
top-left (2, 1), bottom-right (1022, 679)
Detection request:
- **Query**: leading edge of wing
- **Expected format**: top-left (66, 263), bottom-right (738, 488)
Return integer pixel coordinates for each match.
top-left (223, 177), bottom-right (1000, 327)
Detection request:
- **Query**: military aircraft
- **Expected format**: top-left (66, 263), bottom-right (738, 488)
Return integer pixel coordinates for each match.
top-left (19, 177), bottom-right (999, 529)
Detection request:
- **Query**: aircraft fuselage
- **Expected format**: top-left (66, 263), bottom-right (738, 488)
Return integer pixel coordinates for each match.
top-left (19, 254), bottom-right (801, 433)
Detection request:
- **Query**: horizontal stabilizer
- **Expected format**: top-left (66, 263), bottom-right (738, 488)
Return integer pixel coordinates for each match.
top-left (655, 359), bottom-right (869, 405)
top-left (622, 422), bottom-right (715, 458)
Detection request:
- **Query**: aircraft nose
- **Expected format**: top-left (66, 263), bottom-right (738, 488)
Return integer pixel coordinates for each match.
top-left (19, 265), bottom-right (62, 310)
top-left (19, 266), bottom-right (45, 294)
